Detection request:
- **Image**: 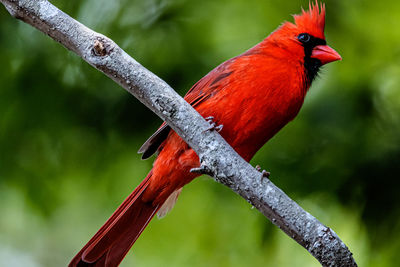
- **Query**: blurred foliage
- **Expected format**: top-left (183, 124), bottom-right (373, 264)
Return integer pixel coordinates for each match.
top-left (0, 0), bottom-right (399, 266)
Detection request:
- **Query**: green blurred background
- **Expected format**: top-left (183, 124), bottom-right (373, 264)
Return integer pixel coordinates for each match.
top-left (0, 0), bottom-right (399, 266)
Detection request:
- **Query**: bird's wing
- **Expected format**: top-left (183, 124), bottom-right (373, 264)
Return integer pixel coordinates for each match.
top-left (138, 60), bottom-right (235, 159)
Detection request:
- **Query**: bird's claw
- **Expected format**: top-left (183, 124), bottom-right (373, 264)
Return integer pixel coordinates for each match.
top-left (205, 116), bottom-right (223, 132)
top-left (255, 165), bottom-right (270, 179)
top-left (190, 164), bottom-right (213, 176)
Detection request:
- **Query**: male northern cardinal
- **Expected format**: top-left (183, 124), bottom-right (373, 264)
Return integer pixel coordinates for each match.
top-left (70, 2), bottom-right (341, 266)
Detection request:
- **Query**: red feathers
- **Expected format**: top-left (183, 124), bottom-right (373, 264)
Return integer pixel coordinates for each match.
top-left (294, 1), bottom-right (326, 39)
top-left (69, 172), bottom-right (159, 267)
top-left (70, 2), bottom-right (341, 266)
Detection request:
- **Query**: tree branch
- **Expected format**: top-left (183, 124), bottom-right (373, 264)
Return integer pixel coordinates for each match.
top-left (0, 0), bottom-right (357, 266)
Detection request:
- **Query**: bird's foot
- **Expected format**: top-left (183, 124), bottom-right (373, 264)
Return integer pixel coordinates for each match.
top-left (190, 164), bottom-right (213, 176)
top-left (255, 165), bottom-right (270, 179)
top-left (204, 116), bottom-right (223, 132)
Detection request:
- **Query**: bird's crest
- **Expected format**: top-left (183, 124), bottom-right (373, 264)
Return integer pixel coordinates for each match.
top-left (293, 1), bottom-right (326, 39)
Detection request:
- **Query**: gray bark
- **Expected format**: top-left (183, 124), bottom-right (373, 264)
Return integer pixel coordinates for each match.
top-left (0, 0), bottom-right (357, 266)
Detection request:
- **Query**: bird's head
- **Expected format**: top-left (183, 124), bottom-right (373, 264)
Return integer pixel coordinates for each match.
top-left (267, 1), bottom-right (341, 81)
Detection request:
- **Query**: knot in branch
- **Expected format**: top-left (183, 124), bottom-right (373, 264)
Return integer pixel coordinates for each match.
top-left (92, 37), bottom-right (112, 57)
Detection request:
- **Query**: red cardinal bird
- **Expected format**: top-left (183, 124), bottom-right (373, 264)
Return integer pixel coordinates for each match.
top-left (70, 2), bottom-right (341, 266)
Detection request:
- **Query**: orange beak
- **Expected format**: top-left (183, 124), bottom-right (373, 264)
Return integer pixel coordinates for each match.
top-left (311, 45), bottom-right (342, 65)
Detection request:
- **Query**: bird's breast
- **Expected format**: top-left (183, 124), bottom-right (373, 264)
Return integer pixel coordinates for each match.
top-left (199, 64), bottom-right (306, 160)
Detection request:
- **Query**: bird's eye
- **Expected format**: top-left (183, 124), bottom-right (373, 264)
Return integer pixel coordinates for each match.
top-left (298, 33), bottom-right (311, 44)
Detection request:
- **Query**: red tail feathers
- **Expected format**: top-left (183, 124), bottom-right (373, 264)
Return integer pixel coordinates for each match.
top-left (69, 171), bottom-right (159, 267)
